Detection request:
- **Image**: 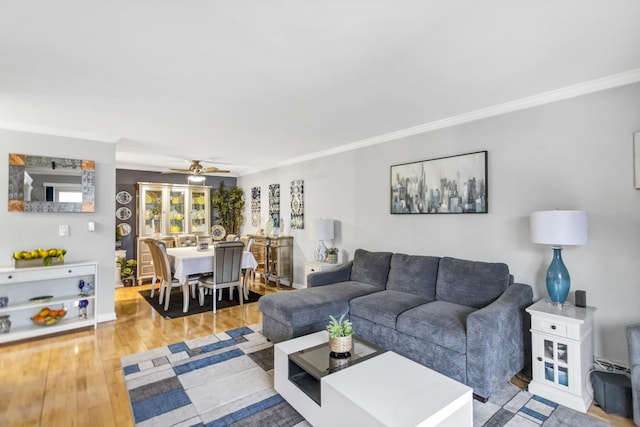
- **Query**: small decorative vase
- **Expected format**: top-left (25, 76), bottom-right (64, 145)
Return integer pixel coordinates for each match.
top-left (329, 335), bottom-right (352, 357)
top-left (327, 253), bottom-right (338, 264)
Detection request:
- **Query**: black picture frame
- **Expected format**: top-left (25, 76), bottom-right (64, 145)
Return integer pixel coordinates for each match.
top-left (390, 151), bottom-right (488, 214)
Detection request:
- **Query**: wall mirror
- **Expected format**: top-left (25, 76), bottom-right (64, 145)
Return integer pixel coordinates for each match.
top-left (8, 153), bottom-right (95, 212)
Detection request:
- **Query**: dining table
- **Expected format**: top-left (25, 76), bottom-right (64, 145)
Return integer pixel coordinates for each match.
top-left (166, 246), bottom-right (259, 312)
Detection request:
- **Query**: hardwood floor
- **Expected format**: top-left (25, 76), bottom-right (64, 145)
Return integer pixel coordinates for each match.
top-left (0, 280), bottom-right (634, 426)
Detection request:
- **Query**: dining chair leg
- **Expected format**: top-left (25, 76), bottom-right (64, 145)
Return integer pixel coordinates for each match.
top-left (150, 274), bottom-right (157, 298)
top-left (212, 285), bottom-right (217, 313)
top-left (198, 286), bottom-right (205, 306)
top-left (158, 279), bottom-right (165, 305)
top-left (164, 286), bottom-right (172, 311)
top-left (243, 269), bottom-right (251, 300)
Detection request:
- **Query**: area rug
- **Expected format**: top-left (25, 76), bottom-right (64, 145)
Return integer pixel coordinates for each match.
top-left (121, 326), bottom-right (608, 427)
top-left (138, 289), bottom-right (261, 319)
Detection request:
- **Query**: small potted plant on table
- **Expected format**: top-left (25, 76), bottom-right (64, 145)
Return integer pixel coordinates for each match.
top-left (326, 247), bottom-right (339, 264)
top-left (327, 314), bottom-right (354, 357)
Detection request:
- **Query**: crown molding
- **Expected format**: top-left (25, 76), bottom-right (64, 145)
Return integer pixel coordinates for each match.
top-left (271, 68), bottom-right (640, 171)
top-left (0, 121), bottom-right (120, 143)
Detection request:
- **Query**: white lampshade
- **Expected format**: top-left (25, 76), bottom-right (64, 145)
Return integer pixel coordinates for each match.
top-left (530, 210), bottom-right (588, 246)
top-left (313, 219), bottom-right (334, 241)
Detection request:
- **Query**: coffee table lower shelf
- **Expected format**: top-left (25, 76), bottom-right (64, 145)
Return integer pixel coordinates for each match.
top-left (274, 331), bottom-right (473, 426)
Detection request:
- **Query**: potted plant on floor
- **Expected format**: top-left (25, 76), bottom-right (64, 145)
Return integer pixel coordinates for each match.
top-left (327, 314), bottom-right (354, 356)
top-left (117, 257), bottom-right (137, 286)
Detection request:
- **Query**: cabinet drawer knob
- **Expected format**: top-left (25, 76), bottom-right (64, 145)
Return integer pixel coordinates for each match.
top-left (7, 275), bottom-right (12, 279)
top-left (68, 269), bottom-right (73, 274)
top-left (551, 325), bottom-right (557, 330)
top-left (537, 357), bottom-right (542, 362)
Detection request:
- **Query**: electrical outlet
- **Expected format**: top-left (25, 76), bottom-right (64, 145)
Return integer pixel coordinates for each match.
top-left (59, 225), bottom-right (69, 236)
top-left (88, 221), bottom-right (95, 232)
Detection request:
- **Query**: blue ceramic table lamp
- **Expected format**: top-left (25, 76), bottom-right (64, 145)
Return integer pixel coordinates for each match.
top-left (530, 210), bottom-right (588, 306)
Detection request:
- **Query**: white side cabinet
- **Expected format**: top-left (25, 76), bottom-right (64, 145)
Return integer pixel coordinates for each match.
top-left (303, 261), bottom-right (340, 288)
top-left (0, 261), bottom-right (98, 344)
top-left (526, 299), bottom-right (596, 413)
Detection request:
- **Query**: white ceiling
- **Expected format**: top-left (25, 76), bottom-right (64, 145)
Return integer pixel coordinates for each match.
top-left (1, 1), bottom-right (640, 176)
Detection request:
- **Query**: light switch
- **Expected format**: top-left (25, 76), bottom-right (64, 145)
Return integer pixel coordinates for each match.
top-left (59, 225), bottom-right (69, 236)
top-left (88, 221), bottom-right (95, 232)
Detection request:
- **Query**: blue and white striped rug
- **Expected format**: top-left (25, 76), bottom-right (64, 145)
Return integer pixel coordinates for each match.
top-left (120, 326), bottom-right (607, 427)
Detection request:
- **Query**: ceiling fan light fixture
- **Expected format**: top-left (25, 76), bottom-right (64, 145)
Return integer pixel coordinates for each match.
top-left (188, 174), bottom-right (206, 183)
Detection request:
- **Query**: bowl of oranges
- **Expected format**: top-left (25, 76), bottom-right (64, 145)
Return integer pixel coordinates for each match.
top-left (31, 306), bottom-right (67, 326)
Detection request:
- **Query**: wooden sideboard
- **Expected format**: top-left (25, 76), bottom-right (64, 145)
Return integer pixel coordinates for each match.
top-left (248, 234), bottom-right (293, 288)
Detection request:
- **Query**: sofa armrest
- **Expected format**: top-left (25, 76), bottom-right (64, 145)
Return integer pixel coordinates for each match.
top-left (307, 261), bottom-right (353, 287)
top-left (466, 282), bottom-right (533, 398)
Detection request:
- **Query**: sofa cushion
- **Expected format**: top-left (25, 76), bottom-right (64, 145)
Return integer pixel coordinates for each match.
top-left (259, 281), bottom-right (381, 327)
top-left (386, 254), bottom-right (440, 299)
top-left (350, 249), bottom-right (393, 288)
top-left (350, 290), bottom-right (431, 330)
top-left (397, 301), bottom-right (477, 355)
top-left (435, 257), bottom-right (510, 309)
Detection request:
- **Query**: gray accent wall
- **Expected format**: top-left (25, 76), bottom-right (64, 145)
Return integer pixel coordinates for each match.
top-left (239, 82), bottom-right (640, 365)
top-left (115, 169), bottom-right (236, 260)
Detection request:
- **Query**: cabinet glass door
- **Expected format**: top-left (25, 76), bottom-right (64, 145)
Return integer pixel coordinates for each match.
top-left (168, 189), bottom-right (187, 234)
top-left (542, 338), bottom-right (569, 388)
top-left (141, 187), bottom-right (163, 235)
top-left (189, 188), bottom-right (209, 234)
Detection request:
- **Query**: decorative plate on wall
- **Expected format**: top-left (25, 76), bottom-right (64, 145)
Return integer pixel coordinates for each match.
top-left (117, 223), bottom-right (131, 237)
top-left (116, 191), bottom-right (132, 205)
top-left (116, 206), bottom-right (132, 221)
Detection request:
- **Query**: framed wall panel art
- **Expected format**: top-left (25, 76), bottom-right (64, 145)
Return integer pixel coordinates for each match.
top-left (290, 179), bottom-right (304, 229)
top-left (268, 184), bottom-right (280, 227)
top-left (390, 151), bottom-right (488, 214)
top-left (251, 186), bottom-right (261, 227)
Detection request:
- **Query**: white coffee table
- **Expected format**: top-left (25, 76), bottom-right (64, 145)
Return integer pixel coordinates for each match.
top-left (274, 331), bottom-right (473, 426)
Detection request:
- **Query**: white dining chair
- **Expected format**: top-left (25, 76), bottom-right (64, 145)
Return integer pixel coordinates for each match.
top-left (152, 240), bottom-right (199, 311)
top-left (143, 238), bottom-right (161, 299)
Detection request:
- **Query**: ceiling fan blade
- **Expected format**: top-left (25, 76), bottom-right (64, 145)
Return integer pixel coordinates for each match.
top-left (161, 169), bottom-right (193, 174)
top-left (202, 167), bottom-right (231, 173)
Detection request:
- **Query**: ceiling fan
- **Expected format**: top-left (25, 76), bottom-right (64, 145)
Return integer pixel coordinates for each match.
top-left (161, 160), bottom-right (230, 176)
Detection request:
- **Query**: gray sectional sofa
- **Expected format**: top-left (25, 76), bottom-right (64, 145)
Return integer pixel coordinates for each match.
top-left (259, 249), bottom-right (533, 400)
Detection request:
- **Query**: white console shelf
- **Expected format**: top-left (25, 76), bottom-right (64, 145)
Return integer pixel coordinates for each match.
top-left (0, 261), bottom-right (98, 344)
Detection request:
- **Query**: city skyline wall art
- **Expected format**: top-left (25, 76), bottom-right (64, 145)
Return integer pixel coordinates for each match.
top-left (390, 151), bottom-right (488, 214)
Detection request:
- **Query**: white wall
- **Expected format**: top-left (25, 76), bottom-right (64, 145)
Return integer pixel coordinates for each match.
top-left (0, 130), bottom-right (116, 321)
top-left (239, 82), bottom-right (640, 365)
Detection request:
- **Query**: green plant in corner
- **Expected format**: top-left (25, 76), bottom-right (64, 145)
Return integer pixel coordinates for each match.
top-left (211, 182), bottom-right (245, 235)
top-left (326, 314), bottom-right (354, 338)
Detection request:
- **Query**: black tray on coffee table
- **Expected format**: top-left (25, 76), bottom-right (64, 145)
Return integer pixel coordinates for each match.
top-left (288, 335), bottom-right (386, 405)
